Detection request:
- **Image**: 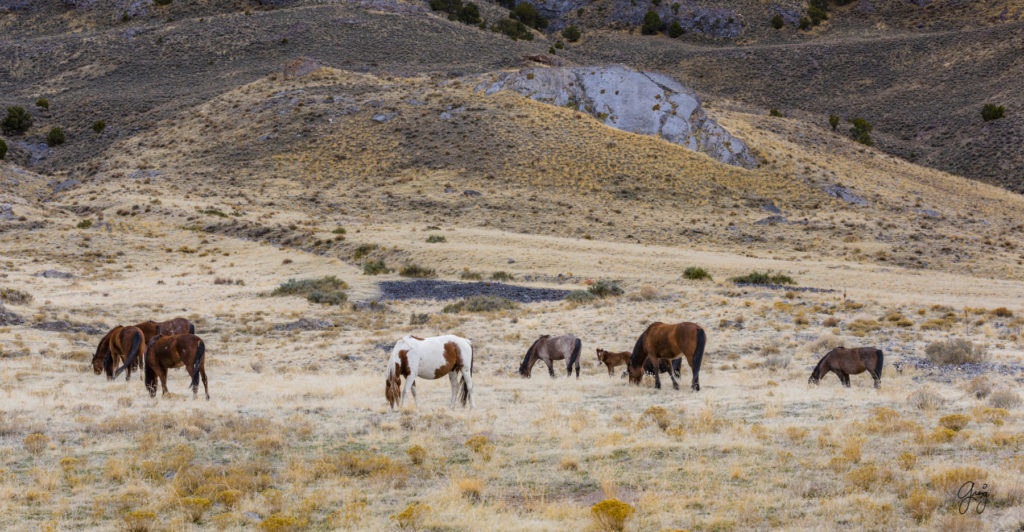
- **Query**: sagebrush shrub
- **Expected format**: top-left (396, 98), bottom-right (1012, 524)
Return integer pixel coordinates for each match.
top-left (2, 106), bottom-right (32, 135)
top-left (642, 10), bottom-right (661, 34)
top-left (981, 104), bottom-right (1004, 122)
top-left (562, 25), bottom-right (581, 42)
top-left (46, 127), bottom-right (65, 147)
top-left (924, 339), bottom-right (987, 365)
top-left (771, 15), bottom-right (783, 29)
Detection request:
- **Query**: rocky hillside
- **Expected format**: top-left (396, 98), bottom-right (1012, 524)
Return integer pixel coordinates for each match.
top-left (477, 65), bottom-right (755, 167)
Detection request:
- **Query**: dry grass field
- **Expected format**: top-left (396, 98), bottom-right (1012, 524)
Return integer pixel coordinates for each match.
top-left (2, 3), bottom-right (1024, 531)
top-left (2, 188), bottom-right (1024, 530)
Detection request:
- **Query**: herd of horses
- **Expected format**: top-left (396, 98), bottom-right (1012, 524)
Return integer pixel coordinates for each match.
top-left (90, 317), bottom-right (883, 409)
top-left (91, 317), bottom-right (209, 399)
top-left (385, 321), bottom-right (884, 410)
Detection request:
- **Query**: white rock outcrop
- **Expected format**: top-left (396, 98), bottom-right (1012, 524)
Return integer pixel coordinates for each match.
top-left (478, 65), bottom-right (755, 168)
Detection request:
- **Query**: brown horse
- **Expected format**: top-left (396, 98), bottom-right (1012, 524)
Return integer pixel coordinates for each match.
top-left (809, 347), bottom-right (883, 388)
top-left (627, 322), bottom-right (706, 391)
top-left (92, 326), bottom-right (146, 381)
top-left (93, 318), bottom-right (195, 379)
top-left (117, 334), bottom-right (208, 399)
top-left (519, 334), bottom-right (582, 378)
top-left (597, 348), bottom-right (680, 377)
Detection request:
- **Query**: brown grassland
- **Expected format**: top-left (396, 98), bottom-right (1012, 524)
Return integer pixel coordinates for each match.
top-left (2, 10), bottom-right (1024, 528)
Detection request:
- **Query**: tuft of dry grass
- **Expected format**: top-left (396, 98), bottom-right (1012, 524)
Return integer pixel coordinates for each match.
top-left (924, 339), bottom-right (988, 365)
top-left (590, 499), bottom-right (634, 532)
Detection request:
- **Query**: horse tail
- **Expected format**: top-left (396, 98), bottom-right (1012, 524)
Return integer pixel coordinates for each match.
top-left (568, 337), bottom-right (582, 376)
top-left (874, 349), bottom-right (884, 378)
top-left (692, 327), bottom-right (706, 375)
top-left (191, 339), bottom-right (205, 389)
top-left (629, 327), bottom-right (650, 371)
top-left (114, 330), bottom-right (143, 377)
top-left (189, 322), bottom-right (195, 334)
top-left (672, 357), bottom-right (682, 377)
top-left (458, 342), bottom-right (471, 406)
top-left (519, 337), bottom-right (542, 377)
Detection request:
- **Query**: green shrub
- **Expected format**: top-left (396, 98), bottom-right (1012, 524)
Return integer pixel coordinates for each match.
top-left (683, 266), bottom-right (711, 280)
top-left (409, 313), bottom-right (430, 326)
top-left (829, 114), bottom-right (839, 131)
top-left (363, 260), bottom-right (391, 275)
top-left (332, 227), bottom-right (346, 235)
top-left (443, 295), bottom-right (517, 313)
top-left (729, 271), bottom-right (795, 285)
top-left (426, 235), bottom-right (446, 243)
top-left (1, 107), bottom-right (32, 135)
top-left (352, 244), bottom-right (378, 260)
top-left (429, 0), bottom-right (459, 14)
top-left (35, 98), bottom-right (49, 109)
top-left (588, 280), bottom-right (623, 297)
top-left (981, 104), bottom-right (1005, 122)
top-left (0, 138), bottom-right (6, 160)
top-left (458, 2), bottom-right (480, 24)
top-left (798, 16), bottom-right (811, 29)
top-left (642, 10), bottom-right (661, 34)
top-left (490, 271), bottom-right (514, 281)
top-left (769, 108), bottom-right (784, 117)
top-left (565, 290), bottom-right (597, 304)
top-left (562, 25), bottom-right (581, 42)
top-left (399, 264), bottom-right (436, 278)
top-left (770, 14), bottom-right (784, 29)
top-left (271, 276), bottom-right (348, 306)
top-left (848, 118), bottom-right (873, 146)
top-left (511, 2), bottom-right (547, 29)
top-left (555, 40), bottom-right (564, 49)
top-left (155, 0), bottom-right (172, 5)
top-left (46, 127), bottom-right (65, 147)
top-left (459, 270), bottom-right (483, 280)
top-left (76, 219), bottom-right (92, 229)
top-left (493, 18), bottom-right (533, 40)
top-left (92, 120), bottom-right (106, 134)
top-left (668, 20), bottom-right (684, 37)
top-left (807, 6), bottom-right (827, 24)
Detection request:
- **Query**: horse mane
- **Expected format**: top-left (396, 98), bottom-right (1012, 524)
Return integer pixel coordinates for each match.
top-left (811, 350), bottom-right (831, 378)
top-left (519, 336), bottom-right (545, 376)
top-left (628, 326), bottom-right (651, 369)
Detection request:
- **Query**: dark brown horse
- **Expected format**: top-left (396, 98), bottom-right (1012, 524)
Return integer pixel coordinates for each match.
top-left (809, 347), bottom-right (883, 388)
top-left (597, 348), bottom-right (680, 377)
top-left (117, 334), bottom-right (208, 399)
top-left (93, 318), bottom-right (194, 379)
top-left (627, 322), bottom-right (706, 391)
top-left (519, 334), bottom-right (582, 378)
top-left (92, 326), bottom-right (146, 381)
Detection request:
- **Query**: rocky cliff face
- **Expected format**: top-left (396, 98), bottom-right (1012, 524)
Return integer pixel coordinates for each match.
top-left (477, 65), bottom-right (756, 168)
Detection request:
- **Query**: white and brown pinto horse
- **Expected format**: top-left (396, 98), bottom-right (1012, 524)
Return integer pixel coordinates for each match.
top-left (385, 334), bottom-right (475, 410)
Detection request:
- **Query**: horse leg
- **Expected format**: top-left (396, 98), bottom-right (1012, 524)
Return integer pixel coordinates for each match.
top-left (463, 369), bottom-right (476, 409)
top-left (201, 368), bottom-right (210, 400)
top-left (158, 368), bottom-right (169, 396)
top-left (449, 372), bottom-right (459, 409)
top-left (545, 358), bottom-right (555, 379)
top-left (401, 376), bottom-right (414, 408)
top-left (666, 363), bottom-right (680, 391)
top-left (410, 381), bottom-right (417, 405)
top-left (145, 363), bottom-right (157, 398)
top-left (839, 371), bottom-right (851, 388)
top-left (652, 363), bottom-right (662, 389)
top-left (606, 364), bottom-right (613, 377)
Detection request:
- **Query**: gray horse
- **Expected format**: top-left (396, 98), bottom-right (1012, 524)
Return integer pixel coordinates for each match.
top-left (518, 334), bottom-right (583, 379)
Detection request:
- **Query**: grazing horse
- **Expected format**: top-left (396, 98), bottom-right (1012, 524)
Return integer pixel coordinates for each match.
top-left (519, 334), bottom-right (582, 378)
top-left (385, 334), bottom-right (474, 410)
top-left (91, 326), bottom-right (146, 381)
top-left (597, 348), bottom-right (680, 377)
top-left (117, 334), bottom-right (208, 399)
top-left (809, 347), bottom-right (883, 388)
top-left (627, 322), bottom-right (707, 391)
top-left (92, 317), bottom-right (194, 379)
